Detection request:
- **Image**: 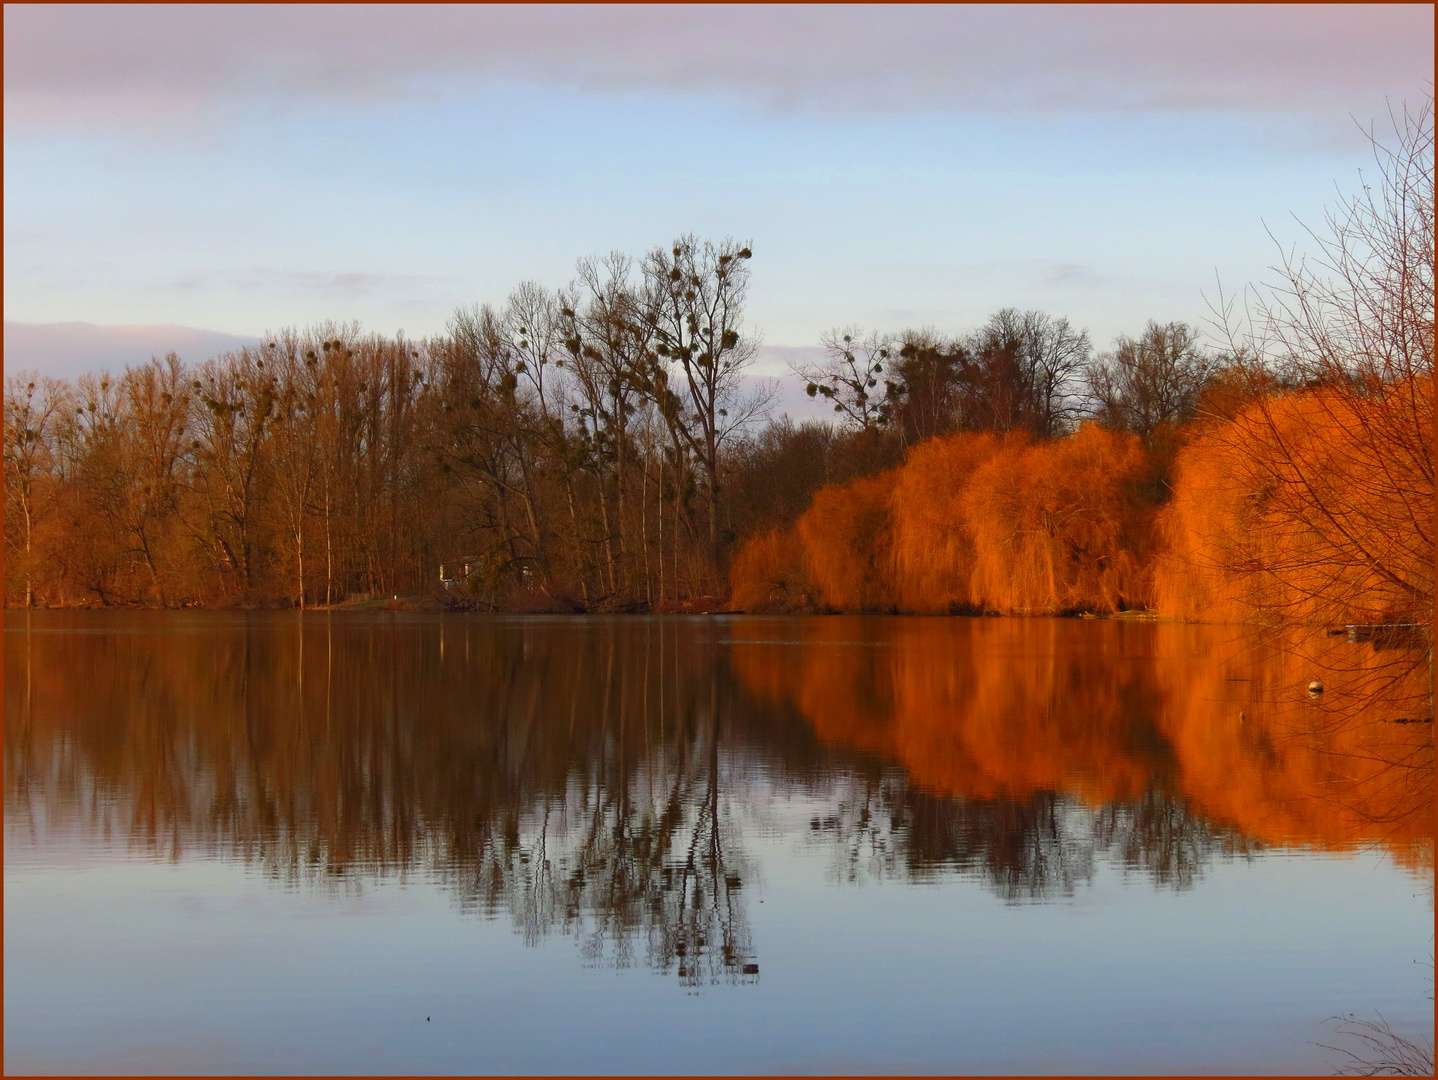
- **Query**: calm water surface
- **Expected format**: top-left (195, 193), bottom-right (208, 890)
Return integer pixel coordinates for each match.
top-left (4, 612), bottom-right (1432, 1075)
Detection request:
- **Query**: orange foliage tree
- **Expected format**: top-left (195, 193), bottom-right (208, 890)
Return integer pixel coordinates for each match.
top-left (730, 100), bottom-right (1432, 629)
top-left (961, 424), bottom-right (1152, 614)
top-left (738, 424), bottom-right (1157, 616)
top-left (888, 432), bottom-right (1001, 613)
top-left (728, 527), bottom-right (812, 613)
top-left (794, 470), bottom-right (900, 613)
top-left (1197, 97), bottom-right (1433, 630)
top-left (1155, 380), bottom-right (1435, 626)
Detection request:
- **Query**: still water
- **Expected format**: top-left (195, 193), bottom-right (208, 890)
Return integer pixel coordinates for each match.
top-left (4, 612), bottom-right (1432, 1075)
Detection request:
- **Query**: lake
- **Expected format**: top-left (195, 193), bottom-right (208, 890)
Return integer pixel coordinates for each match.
top-left (4, 611), bottom-right (1432, 1075)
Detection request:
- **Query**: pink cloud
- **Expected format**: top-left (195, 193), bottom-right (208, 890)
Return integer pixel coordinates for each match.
top-left (3, 321), bottom-right (260, 380)
top-left (5, 5), bottom-right (1431, 135)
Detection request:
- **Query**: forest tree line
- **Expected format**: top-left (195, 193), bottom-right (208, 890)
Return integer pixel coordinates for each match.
top-left (6, 238), bottom-right (773, 610)
top-left (0, 234), bottom-right (1237, 613)
top-left (4, 104), bottom-right (1432, 625)
top-left (733, 102), bottom-right (1432, 630)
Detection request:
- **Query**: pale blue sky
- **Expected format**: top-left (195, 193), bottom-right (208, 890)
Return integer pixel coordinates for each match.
top-left (4, 5), bottom-right (1433, 377)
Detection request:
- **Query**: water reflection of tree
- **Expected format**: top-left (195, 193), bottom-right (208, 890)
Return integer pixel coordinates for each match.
top-left (454, 718), bottom-right (759, 985)
top-left (806, 776), bottom-right (1091, 898)
top-left (3, 613), bottom-right (1424, 986)
top-left (804, 771), bottom-right (1254, 900)
top-left (1093, 787), bottom-right (1259, 889)
top-left (732, 617), bottom-right (1431, 872)
top-left (5, 615), bottom-right (769, 986)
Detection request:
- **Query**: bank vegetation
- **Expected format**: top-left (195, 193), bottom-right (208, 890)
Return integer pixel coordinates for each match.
top-left (5, 104), bottom-right (1431, 632)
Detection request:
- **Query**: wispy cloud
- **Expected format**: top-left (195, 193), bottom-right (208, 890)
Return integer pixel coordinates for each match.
top-left (1041, 263), bottom-right (1111, 288)
top-left (6, 6), bottom-right (1430, 137)
top-left (3, 321), bottom-right (261, 379)
top-left (168, 268), bottom-right (457, 300)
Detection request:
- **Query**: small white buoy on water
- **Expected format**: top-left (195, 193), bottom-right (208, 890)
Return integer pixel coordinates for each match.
top-left (1308, 679), bottom-right (1324, 696)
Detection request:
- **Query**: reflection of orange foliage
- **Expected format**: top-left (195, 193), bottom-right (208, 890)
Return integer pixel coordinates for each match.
top-left (730, 618), bottom-right (1432, 859)
top-left (733, 619), bottom-right (1157, 804)
top-left (1155, 382), bottom-right (1435, 626)
top-left (733, 624), bottom-right (901, 763)
top-left (1151, 627), bottom-right (1432, 856)
top-left (886, 619), bottom-right (1157, 803)
top-left (795, 471), bottom-right (899, 613)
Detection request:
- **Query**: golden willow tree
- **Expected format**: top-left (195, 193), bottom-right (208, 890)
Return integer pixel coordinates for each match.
top-left (733, 97), bottom-right (1433, 631)
top-left (1158, 97), bottom-right (1434, 630)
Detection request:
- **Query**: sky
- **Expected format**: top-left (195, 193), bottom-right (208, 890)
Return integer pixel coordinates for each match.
top-left (4, 4), bottom-right (1433, 385)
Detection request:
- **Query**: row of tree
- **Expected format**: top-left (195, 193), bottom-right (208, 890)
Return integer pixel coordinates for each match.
top-left (4, 238), bottom-right (773, 609)
top-left (793, 311), bottom-right (1214, 444)
top-left (736, 99), bottom-right (1433, 630)
top-left (5, 101), bottom-right (1431, 619)
top-left (3, 262), bottom-right (1233, 611)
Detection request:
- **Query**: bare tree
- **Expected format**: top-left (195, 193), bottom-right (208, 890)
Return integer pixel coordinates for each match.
top-left (1211, 94), bottom-right (1433, 629)
top-left (793, 327), bottom-right (896, 431)
top-left (192, 348), bottom-right (278, 596)
top-left (116, 355), bottom-right (193, 604)
top-left (963, 308), bottom-right (1090, 437)
top-left (3, 374), bottom-right (68, 606)
top-left (879, 311), bottom-right (1089, 443)
top-left (436, 304), bottom-right (553, 591)
top-left (642, 236), bottom-right (769, 576)
top-left (1086, 320), bottom-right (1215, 438)
top-left (560, 253), bottom-right (656, 598)
top-left (887, 327), bottom-right (963, 446)
top-left (505, 280), bottom-right (563, 422)
top-left (269, 344), bottom-right (322, 607)
top-left (1017, 309), bottom-right (1091, 438)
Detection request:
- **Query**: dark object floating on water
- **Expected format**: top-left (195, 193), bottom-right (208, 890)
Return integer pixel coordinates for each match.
top-left (1344, 623), bottom-right (1429, 647)
top-left (742, 963), bottom-right (760, 976)
top-left (1308, 680), bottom-right (1324, 695)
top-left (1390, 716), bottom-right (1435, 725)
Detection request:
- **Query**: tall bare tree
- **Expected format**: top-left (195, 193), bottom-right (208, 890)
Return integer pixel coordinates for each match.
top-left (642, 236), bottom-right (769, 577)
top-left (794, 327), bottom-right (896, 432)
top-left (964, 308), bottom-right (1090, 437)
top-left (1213, 95), bottom-right (1434, 628)
top-left (3, 374), bottom-right (68, 606)
top-left (116, 355), bottom-right (193, 604)
top-left (269, 344), bottom-right (322, 607)
top-left (193, 348), bottom-right (277, 595)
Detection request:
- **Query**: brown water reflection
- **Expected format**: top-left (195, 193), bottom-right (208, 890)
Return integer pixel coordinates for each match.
top-left (4, 613), bottom-right (1431, 986)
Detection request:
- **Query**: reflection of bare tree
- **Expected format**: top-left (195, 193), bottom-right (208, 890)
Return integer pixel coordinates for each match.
top-left (3, 613), bottom-right (1425, 980)
top-left (806, 775), bottom-right (1096, 899)
top-left (803, 770), bottom-right (1253, 901)
top-left (1093, 787), bottom-right (1258, 889)
top-left (5, 615), bottom-right (766, 987)
top-left (410, 625), bottom-right (761, 985)
top-left (453, 739), bottom-right (758, 985)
